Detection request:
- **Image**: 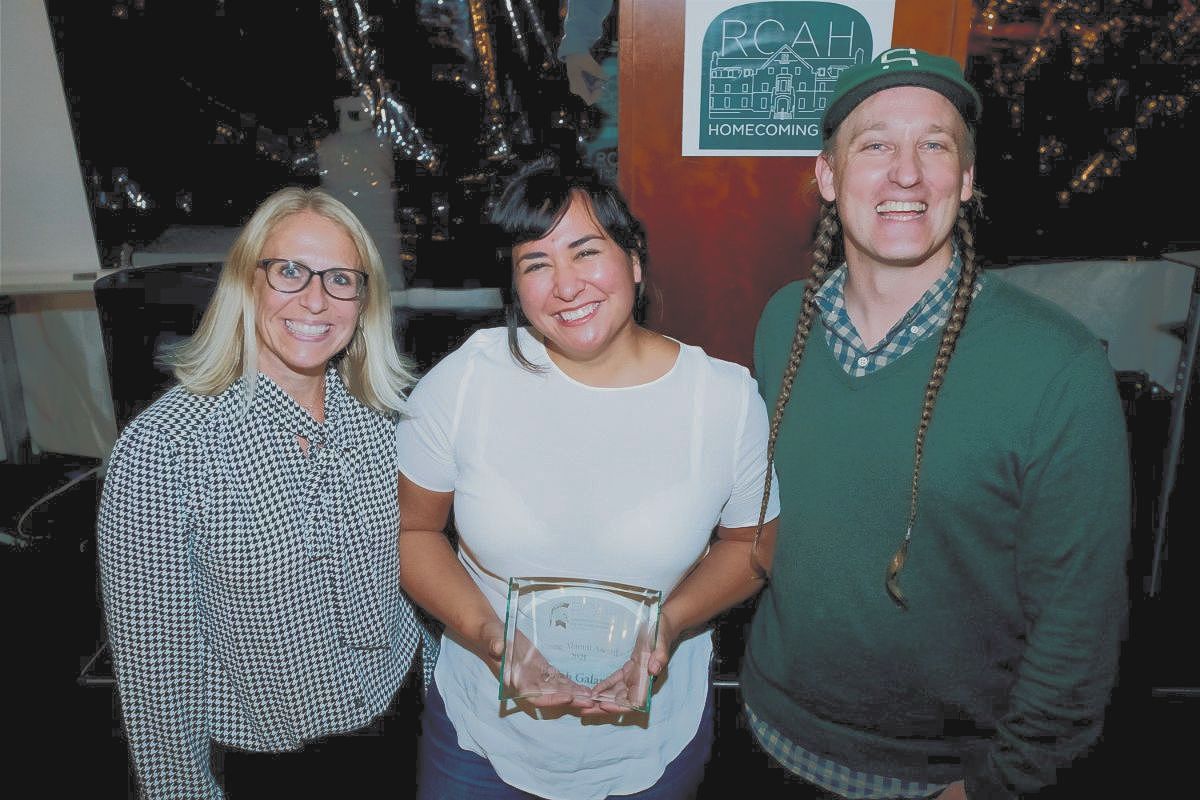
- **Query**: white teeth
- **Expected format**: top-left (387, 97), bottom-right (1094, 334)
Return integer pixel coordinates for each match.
top-left (286, 320), bottom-right (331, 336)
top-left (558, 302), bottom-right (599, 322)
top-left (876, 200), bottom-right (927, 213)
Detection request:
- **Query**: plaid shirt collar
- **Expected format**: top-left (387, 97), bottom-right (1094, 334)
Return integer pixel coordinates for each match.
top-left (814, 251), bottom-right (969, 377)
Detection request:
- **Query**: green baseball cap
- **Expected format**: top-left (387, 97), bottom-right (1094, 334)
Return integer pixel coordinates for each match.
top-left (821, 47), bottom-right (982, 142)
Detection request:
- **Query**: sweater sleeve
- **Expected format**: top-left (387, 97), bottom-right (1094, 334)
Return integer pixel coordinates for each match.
top-left (753, 281), bottom-right (804, 397)
top-left (753, 313), bottom-right (768, 397)
top-left (97, 417), bottom-right (221, 799)
top-left (967, 343), bottom-right (1131, 799)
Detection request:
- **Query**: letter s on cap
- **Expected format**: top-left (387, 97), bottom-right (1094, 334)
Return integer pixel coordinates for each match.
top-left (879, 47), bottom-right (919, 69)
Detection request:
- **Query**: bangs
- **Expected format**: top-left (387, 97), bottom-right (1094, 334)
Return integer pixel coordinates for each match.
top-left (492, 173), bottom-right (575, 246)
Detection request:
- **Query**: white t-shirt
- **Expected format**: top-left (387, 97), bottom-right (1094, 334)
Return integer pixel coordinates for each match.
top-left (396, 327), bottom-right (779, 800)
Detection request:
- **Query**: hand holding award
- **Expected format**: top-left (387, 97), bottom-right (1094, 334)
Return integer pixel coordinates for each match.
top-left (499, 577), bottom-right (662, 713)
top-left (495, 625), bottom-right (596, 710)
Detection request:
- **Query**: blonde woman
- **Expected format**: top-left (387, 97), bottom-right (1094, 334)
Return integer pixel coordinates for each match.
top-left (97, 187), bottom-right (429, 798)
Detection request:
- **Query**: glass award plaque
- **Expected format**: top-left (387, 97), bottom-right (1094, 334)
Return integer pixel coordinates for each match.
top-left (499, 577), bottom-right (662, 713)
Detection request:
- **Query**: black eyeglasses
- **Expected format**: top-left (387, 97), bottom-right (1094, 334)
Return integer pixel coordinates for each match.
top-left (258, 259), bottom-right (368, 301)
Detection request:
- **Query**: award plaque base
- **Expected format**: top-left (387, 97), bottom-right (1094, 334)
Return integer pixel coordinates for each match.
top-left (499, 577), bottom-right (662, 713)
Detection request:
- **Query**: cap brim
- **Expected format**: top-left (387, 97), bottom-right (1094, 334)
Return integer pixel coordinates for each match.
top-left (823, 73), bottom-right (980, 140)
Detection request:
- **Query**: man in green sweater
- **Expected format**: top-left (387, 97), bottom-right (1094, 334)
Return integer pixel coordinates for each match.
top-left (741, 47), bottom-right (1130, 799)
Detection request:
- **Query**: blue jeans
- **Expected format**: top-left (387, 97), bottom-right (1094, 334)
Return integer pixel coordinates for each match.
top-left (416, 678), bottom-right (715, 800)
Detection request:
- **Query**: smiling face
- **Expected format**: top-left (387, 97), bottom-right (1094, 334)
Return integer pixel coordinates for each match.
top-left (512, 192), bottom-right (642, 367)
top-left (815, 86), bottom-right (974, 279)
top-left (253, 210), bottom-right (363, 390)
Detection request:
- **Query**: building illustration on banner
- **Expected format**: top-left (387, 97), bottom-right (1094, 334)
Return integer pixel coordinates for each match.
top-left (706, 44), bottom-right (862, 122)
top-left (683, 0), bottom-right (896, 156)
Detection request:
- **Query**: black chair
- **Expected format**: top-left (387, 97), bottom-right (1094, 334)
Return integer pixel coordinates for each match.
top-left (93, 262), bottom-right (223, 432)
top-left (80, 263), bottom-right (222, 688)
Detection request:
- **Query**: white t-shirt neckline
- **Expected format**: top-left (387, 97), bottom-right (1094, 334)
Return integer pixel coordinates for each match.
top-left (396, 328), bottom-right (780, 799)
top-left (517, 326), bottom-right (684, 392)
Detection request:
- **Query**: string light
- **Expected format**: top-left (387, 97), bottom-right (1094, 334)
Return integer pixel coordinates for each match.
top-left (467, 0), bottom-right (512, 161)
top-left (1037, 135), bottom-right (1065, 174)
top-left (518, 0), bottom-right (555, 67)
top-left (500, 0), bottom-right (529, 62)
top-left (321, 0), bottom-right (440, 172)
top-left (977, 0), bottom-right (1198, 203)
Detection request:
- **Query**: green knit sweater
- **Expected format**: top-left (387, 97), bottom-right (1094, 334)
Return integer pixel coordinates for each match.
top-left (743, 274), bottom-right (1130, 798)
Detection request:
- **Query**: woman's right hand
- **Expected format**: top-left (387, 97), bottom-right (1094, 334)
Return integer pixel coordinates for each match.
top-left (489, 623), bottom-right (597, 712)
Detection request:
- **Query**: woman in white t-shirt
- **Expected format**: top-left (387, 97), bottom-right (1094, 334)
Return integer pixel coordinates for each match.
top-left (396, 154), bottom-right (780, 800)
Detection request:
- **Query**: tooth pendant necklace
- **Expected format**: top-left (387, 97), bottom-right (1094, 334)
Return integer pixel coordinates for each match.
top-left (294, 380), bottom-right (325, 456)
top-left (297, 377), bottom-right (325, 422)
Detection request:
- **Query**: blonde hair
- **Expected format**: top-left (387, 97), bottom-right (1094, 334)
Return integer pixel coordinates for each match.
top-left (167, 186), bottom-right (415, 413)
top-left (753, 125), bottom-right (982, 607)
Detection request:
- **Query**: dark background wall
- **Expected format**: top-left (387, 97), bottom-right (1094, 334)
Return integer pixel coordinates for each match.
top-left (10, 1), bottom-right (1197, 795)
top-left (50, 1), bottom-right (1198, 281)
top-left (47, 0), bottom-right (585, 291)
top-left (965, 6), bottom-right (1199, 263)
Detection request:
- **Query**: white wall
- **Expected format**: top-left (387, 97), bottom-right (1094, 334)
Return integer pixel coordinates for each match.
top-left (1, 0), bottom-right (102, 289)
top-left (989, 259), bottom-right (1194, 391)
top-left (8, 303), bottom-right (117, 459)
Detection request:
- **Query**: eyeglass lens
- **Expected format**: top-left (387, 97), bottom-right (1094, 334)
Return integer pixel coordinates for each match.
top-left (265, 260), bottom-right (363, 299)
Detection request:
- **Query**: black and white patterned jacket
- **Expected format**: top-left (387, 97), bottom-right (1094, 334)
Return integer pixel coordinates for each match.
top-left (97, 370), bottom-right (431, 799)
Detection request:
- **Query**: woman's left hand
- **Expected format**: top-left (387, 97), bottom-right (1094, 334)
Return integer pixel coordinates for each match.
top-left (935, 780), bottom-right (967, 799)
top-left (584, 612), bottom-right (676, 715)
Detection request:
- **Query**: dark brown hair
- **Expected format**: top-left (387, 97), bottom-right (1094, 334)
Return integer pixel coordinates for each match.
top-left (490, 153), bottom-right (648, 370)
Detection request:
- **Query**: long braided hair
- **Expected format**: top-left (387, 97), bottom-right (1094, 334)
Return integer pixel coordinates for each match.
top-left (751, 165), bottom-right (982, 610)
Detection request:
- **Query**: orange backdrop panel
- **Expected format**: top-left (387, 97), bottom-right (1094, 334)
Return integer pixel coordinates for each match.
top-left (618, 0), bottom-right (976, 369)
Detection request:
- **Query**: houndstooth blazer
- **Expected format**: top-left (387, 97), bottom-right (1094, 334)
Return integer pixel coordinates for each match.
top-left (97, 369), bottom-right (433, 799)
